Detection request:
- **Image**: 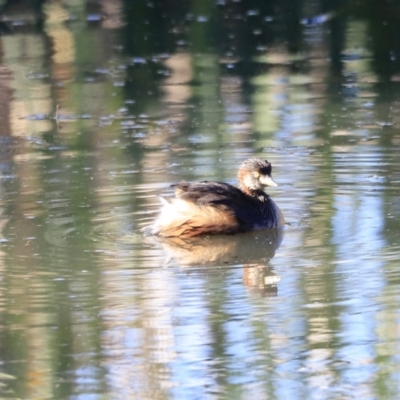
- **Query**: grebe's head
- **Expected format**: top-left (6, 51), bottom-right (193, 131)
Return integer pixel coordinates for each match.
top-left (238, 158), bottom-right (277, 193)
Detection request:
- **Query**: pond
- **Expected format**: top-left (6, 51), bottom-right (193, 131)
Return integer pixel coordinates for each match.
top-left (1, 0), bottom-right (400, 399)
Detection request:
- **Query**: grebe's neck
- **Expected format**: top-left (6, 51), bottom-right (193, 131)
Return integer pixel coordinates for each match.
top-left (238, 182), bottom-right (269, 200)
top-left (238, 184), bottom-right (255, 196)
top-left (238, 168), bottom-right (252, 196)
top-left (238, 168), bottom-right (267, 198)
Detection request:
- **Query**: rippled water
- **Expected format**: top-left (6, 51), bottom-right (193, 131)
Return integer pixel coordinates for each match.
top-left (1, 0), bottom-right (400, 399)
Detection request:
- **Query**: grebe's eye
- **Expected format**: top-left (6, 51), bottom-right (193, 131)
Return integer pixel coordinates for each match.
top-left (252, 171), bottom-right (260, 178)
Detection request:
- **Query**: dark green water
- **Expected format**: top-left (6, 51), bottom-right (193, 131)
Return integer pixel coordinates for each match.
top-left (1, 0), bottom-right (400, 398)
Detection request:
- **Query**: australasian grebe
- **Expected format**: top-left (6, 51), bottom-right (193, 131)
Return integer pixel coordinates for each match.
top-left (150, 158), bottom-right (285, 237)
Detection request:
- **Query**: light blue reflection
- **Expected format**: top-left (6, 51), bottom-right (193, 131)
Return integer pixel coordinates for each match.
top-left (331, 151), bottom-right (386, 396)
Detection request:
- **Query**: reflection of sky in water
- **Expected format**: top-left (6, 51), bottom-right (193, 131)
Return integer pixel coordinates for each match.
top-left (252, 72), bottom-right (319, 140)
top-left (331, 149), bottom-right (385, 397)
top-left (171, 276), bottom-right (214, 392)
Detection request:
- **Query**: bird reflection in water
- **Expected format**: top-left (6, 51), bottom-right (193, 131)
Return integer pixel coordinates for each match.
top-left (243, 264), bottom-right (280, 297)
top-left (154, 228), bottom-right (284, 297)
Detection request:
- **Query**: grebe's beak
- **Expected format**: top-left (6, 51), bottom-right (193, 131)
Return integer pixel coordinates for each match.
top-left (259, 174), bottom-right (278, 187)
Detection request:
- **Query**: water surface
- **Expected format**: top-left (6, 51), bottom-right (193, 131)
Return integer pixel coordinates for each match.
top-left (1, 0), bottom-right (400, 399)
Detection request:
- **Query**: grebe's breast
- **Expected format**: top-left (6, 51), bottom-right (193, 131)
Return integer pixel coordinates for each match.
top-left (254, 197), bottom-right (285, 230)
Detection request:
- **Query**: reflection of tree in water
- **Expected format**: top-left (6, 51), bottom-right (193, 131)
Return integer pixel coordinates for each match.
top-left (1, 0), bottom-right (400, 82)
top-left (119, 0), bottom-right (400, 92)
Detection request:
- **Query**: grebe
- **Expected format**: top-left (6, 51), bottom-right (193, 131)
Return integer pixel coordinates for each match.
top-left (150, 158), bottom-right (284, 237)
